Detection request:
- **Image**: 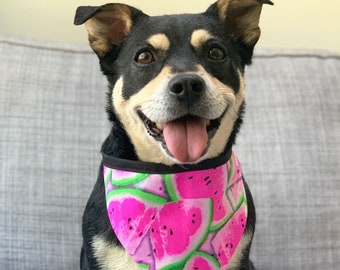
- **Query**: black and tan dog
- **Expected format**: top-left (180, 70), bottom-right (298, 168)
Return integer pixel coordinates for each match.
top-left (75, 0), bottom-right (272, 269)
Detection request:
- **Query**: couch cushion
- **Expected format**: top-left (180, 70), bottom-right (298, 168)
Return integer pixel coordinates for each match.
top-left (0, 36), bottom-right (107, 269)
top-left (237, 49), bottom-right (340, 269)
top-left (0, 36), bottom-right (339, 269)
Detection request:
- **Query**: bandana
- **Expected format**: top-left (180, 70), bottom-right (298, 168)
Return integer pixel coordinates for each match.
top-left (102, 151), bottom-right (247, 270)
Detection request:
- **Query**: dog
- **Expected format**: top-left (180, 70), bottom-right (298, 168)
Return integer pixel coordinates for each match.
top-left (74, 0), bottom-right (272, 269)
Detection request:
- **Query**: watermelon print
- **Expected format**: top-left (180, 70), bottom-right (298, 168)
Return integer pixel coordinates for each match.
top-left (134, 174), bottom-right (169, 199)
top-left (166, 165), bottom-right (233, 230)
top-left (138, 264), bottom-right (150, 269)
top-left (103, 152), bottom-right (247, 270)
top-left (106, 189), bottom-right (167, 255)
top-left (105, 168), bottom-right (149, 186)
top-left (183, 252), bottom-right (221, 270)
top-left (150, 199), bottom-right (212, 269)
top-left (212, 203), bottom-right (247, 267)
top-left (134, 232), bottom-right (155, 269)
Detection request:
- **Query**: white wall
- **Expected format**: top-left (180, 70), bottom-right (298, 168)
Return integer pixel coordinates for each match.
top-left (1, 0), bottom-right (339, 52)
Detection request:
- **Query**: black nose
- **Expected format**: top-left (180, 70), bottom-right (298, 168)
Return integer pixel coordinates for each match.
top-left (168, 74), bottom-right (205, 106)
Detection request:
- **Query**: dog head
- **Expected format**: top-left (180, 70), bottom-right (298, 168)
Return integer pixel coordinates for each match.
top-left (75, 0), bottom-right (272, 165)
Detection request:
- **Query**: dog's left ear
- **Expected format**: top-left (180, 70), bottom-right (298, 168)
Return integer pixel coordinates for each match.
top-left (207, 0), bottom-right (273, 63)
top-left (74, 4), bottom-right (147, 57)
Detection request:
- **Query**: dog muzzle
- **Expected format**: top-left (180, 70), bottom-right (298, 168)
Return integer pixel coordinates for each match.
top-left (102, 151), bottom-right (248, 270)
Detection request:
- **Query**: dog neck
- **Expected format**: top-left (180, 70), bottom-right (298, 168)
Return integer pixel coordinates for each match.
top-left (102, 151), bottom-right (248, 269)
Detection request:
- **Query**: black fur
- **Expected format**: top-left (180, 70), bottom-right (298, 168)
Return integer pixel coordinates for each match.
top-left (97, 13), bottom-right (243, 112)
top-left (75, 1), bottom-right (272, 269)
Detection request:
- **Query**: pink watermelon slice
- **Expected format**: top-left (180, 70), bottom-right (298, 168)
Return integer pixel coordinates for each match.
top-left (106, 188), bottom-right (167, 255)
top-left (211, 203), bottom-right (247, 267)
top-left (166, 166), bottom-right (233, 230)
top-left (149, 199), bottom-right (212, 269)
top-left (183, 252), bottom-right (221, 270)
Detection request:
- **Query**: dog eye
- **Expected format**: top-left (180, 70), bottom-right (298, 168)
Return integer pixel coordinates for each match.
top-left (208, 47), bottom-right (225, 61)
top-left (135, 50), bottom-right (155, 64)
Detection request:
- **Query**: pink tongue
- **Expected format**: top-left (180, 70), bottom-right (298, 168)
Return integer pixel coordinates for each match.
top-left (163, 117), bottom-right (208, 163)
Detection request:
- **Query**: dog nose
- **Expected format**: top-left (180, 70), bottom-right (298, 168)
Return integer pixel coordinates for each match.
top-left (168, 75), bottom-right (205, 106)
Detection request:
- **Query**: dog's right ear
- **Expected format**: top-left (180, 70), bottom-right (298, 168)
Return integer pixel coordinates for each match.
top-left (74, 4), bottom-right (147, 57)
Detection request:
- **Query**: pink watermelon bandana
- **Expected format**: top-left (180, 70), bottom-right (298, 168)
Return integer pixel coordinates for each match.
top-left (102, 151), bottom-right (247, 270)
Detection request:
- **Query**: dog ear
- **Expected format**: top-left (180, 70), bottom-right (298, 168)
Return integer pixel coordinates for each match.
top-left (207, 0), bottom-right (273, 48)
top-left (74, 4), bottom-right (147, 57)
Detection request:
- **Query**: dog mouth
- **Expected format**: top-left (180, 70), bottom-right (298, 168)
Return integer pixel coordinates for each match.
top-left (137, 110), bottom-right (224, 163)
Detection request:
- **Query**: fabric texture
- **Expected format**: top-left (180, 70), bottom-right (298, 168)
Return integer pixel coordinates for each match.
top-left (103, 152), bottom-right (247, 269)
top-left (0, 36), bottom-right (107, 269)
top-left (0, 35), bottom-right (339, 269)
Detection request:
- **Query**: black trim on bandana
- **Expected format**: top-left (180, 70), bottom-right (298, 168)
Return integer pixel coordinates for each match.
top-left (102, 150), bottom-right (232, 174)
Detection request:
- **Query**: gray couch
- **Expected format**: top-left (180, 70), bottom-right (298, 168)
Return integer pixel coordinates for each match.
top-left (0, 35), bottom-right (339, 270)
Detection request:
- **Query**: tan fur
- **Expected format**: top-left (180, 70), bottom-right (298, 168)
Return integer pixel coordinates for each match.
top-left (112, 62), bottom-right (244, 165)
top-left (216, 0), bottom-right (264, 46)
top-left (217, 0), bottom-right (231, 20)
top-left (83, 0), bottom-right (266, 56)
top-left (147, 34), bottom-right (170, 51)
top-left (202, 68), bottom-right (246, 160)
top-left (190, 29), bottom-right (213, 49)
top-left (85, 4), bottom-right (133, 56)
top-left (112, 67), bottom-right (176, 165)
top-left (92, 236), bottom-right (141, 270)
